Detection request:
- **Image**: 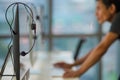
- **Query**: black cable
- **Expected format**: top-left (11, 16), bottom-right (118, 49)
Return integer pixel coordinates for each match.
top-left (6, 45), bottom-right (15, 80)
top-left (11, 4), bottom-right (16, 27)
top-left (16, 2), bottom-right (35, 23)
top-left (0, 45), bottom-right (14, 79)
top-left (9, 45), bottom-right (15, 80)
top-left (10, 5), bottom-right (16, 32)
top-left (8, 4), bottom-right (16, 49)
top-left (24, 5), bottom-right (34, 23)
top-left (5, 3), bottom-right (17, 35)
top-left (8, 30), bottom-right (13, 49)
top-left (10, 55), bottom-right (15, 80)
top-left (26, 36), bottom-right (36, 54)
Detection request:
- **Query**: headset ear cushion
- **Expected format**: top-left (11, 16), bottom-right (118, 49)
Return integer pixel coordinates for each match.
top-left (21, 51), bottom-right (26, 56)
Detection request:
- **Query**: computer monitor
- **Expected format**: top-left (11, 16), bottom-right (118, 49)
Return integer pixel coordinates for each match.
top-left (13, 4), bottom-right (20, 80)
top-left (0, 3), bottom-right (20, 80)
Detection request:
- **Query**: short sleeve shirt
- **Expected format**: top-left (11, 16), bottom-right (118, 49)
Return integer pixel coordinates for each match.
top-left (109, 12), bottom-right (120, 39)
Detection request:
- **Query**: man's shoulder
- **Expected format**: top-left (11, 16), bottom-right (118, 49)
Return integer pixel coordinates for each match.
top-left (113, 12), bottom-right (120, 21)
top-left (110, 12), bottom-right (120, 39)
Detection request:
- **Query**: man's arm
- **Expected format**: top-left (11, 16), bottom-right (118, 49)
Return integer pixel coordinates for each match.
top-left (54, 50), bottom-right (93, 69)
top-left (71, 49), bottom-right (93, 66)
top-left (63, 32), bottom-right (119, 78)
top-left (77, 32), bottom-right (118, 76)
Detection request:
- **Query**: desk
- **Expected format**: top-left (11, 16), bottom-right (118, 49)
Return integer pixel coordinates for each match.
top-left (29, 51), bottom-right (79, 80)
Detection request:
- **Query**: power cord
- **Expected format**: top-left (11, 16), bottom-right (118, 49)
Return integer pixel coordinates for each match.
top-left (9, 45), bottom-right (15, 80)
top-left (0, 45), bottom-right (15, 80)
top-left (7, 4), bottom-right (16, 49)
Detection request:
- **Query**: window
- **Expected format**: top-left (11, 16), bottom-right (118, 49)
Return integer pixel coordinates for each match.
top-left (52, 0), bottom-right (96, 34)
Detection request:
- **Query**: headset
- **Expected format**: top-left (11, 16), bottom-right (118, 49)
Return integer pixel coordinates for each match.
top-left (5, 2), bottom-right (36, 56)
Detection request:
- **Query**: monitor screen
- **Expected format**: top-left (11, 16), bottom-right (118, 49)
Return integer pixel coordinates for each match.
top-left (13, 4), bottom-right (20, 80)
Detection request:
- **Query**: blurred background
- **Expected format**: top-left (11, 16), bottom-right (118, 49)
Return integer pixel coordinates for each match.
top-left (0, 0), bottom-right (120, 80)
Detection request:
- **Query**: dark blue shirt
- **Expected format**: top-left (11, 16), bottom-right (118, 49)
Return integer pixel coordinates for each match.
top-left (110, 12), bottom-right (120, 39)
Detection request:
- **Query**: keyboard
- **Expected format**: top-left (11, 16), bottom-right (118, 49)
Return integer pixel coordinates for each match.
top-left (50, 65), bottom-right (65, 77)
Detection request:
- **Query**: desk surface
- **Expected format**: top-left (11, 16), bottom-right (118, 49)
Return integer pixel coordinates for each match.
top-left (29, 51), bottom-right (79, 80)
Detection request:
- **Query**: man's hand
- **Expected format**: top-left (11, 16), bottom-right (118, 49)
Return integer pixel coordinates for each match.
top-left (63, 69), bottom-right (81, 78)
top-left (54, 62), bottom-right (72, 69)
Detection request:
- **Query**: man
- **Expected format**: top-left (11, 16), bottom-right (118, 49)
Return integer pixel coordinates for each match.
top-left (54, 0), bottom-right (120, 79)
